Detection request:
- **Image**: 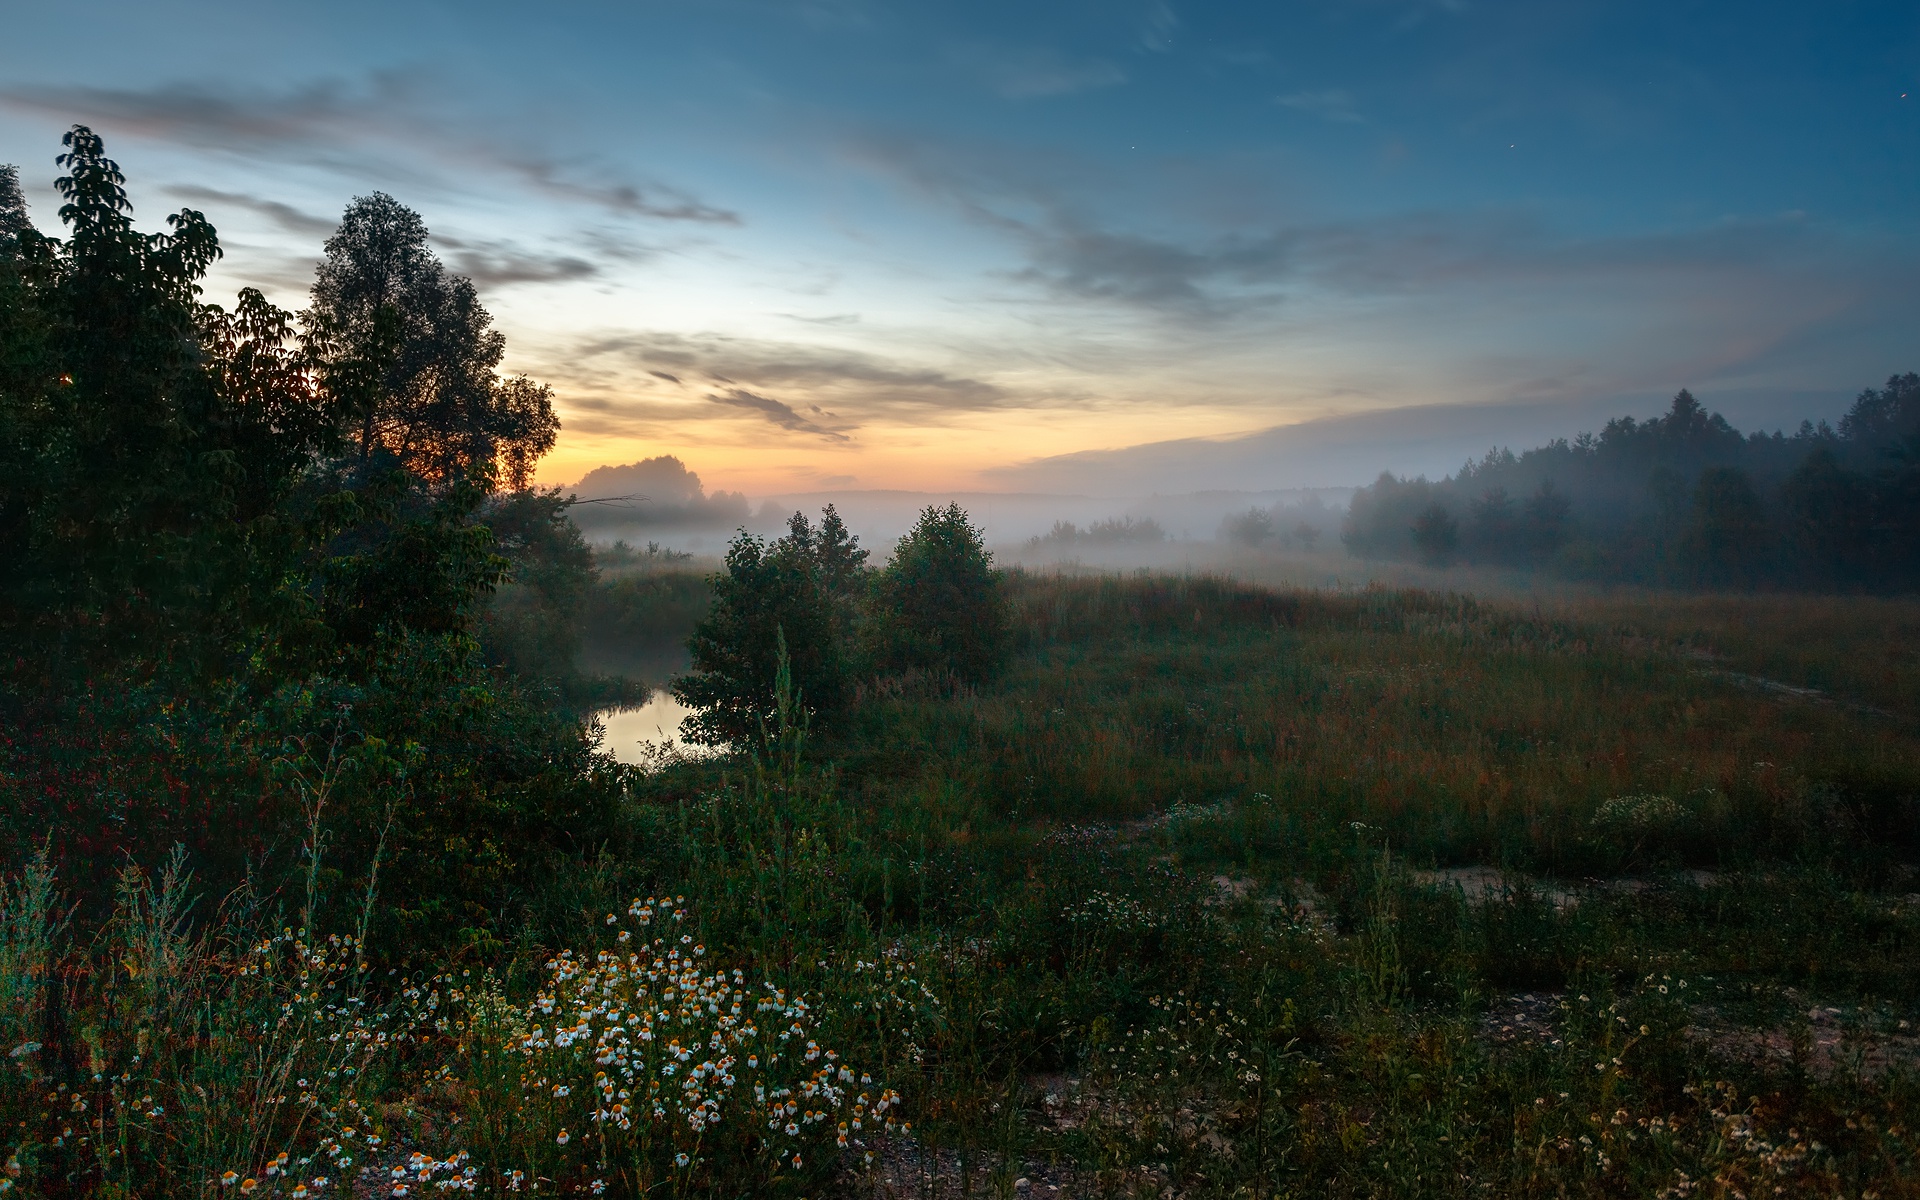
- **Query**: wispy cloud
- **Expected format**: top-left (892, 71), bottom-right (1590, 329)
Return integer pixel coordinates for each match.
top-left (164, 184), bottom-right (338, 236)
top-left (1275, 89), bottom-right (1365, 124)
top-left (570, 329), bottom-right (1007, 417)
top-left (429, 232), bottom-right (605, 286)
top-left (447, 245), bottom-right (599, 286)
top-left (0, 77), bottom-right (739, 224)
top-left (496, 156), bottom-right (739, 224)
top-left (709, 387), bottom-right (853, 441)
top-left (1137, 1), bottom-right (1181, 52)
top-left (952, 44), bottom-right (1128, 99)
top-left (847, 131), bottom-right (1883, 324)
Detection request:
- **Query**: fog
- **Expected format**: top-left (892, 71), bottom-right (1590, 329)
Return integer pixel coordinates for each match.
top-left (569, 455), bottom-right (1360, 568)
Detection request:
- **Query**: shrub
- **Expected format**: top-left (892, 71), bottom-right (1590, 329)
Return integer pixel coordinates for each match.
top-left (872, 504), bottom-right (1006, 683)
top-left (673, 527), bottom-right (846, 746)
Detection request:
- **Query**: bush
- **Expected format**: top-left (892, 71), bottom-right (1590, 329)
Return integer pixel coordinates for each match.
top-left (872, 504), bottom-right (1006, 683)
top-left (673, 526), bottom-right (847, 746)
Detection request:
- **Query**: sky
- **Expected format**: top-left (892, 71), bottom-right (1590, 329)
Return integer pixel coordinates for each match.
top-left (3, 0), bottom-right (1917, 496)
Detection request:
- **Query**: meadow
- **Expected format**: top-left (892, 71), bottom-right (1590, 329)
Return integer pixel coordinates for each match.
top-left (7, 570), bottom-right (1920, 1198)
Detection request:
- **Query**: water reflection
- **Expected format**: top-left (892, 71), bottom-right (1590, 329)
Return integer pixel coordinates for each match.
top-left (596, 691), bottom-right (720, 766)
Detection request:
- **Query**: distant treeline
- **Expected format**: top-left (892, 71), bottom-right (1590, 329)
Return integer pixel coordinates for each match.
top-left (1025, 515), bottom-right (1166, 550)
top-left (1343, 379), bottom-right (1920, 589)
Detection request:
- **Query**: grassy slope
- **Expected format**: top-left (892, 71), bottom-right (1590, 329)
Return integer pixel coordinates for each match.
top-left (11, 571), bottom-right (1919, 1198)
top-left (627, 572), bottom-right (1920, 1195)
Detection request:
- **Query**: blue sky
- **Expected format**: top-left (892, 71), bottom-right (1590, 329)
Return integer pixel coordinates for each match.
top-left (3, 0), bottom-right (1917, 492)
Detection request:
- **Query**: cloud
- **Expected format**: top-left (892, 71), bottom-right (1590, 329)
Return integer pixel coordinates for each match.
top-left (849, 133), bottom-right (1888, 323)
top-left (0, 77), bottom-right (738, 224)
top-left (1, 77), bottom-right (391, 147)
top-left (1275, 89), bottom-right (1365, 124)
top-left (164, 184), bottom-right (338, 237)
top-left (1138, 1), bottom-right (1181, 52)
top-left (496, 156), bottom-right (739, 224)
top-left (709, 387), bottom-right (853, 442)
top-left (432, 236), bottom-right (601, 286)
top-left (160, 187), bottom-right (617, 288)
top-left (1012, 220), bottom-right (1288, 312)
top-left (569, 329), bottom-right (1007, 418)
top-left (952, 45), bottom-right (1128, 99)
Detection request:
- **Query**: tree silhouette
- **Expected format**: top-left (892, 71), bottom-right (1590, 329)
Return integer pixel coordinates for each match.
top-left (874, 503), bottom-right (1006, 682)
top-left (306, 193), bottom-right (557, 490)
top-left (1410, 503), bottom-right (1458, 566)
top-left (0, 164), bottom-right (29, 245)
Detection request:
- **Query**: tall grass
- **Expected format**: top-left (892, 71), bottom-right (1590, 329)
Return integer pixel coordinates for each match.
top-left (9, 573), bottom-right (1920, 1197)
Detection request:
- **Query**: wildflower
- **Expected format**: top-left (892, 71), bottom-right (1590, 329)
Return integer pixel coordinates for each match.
top-left (241, 1180), bottom-right (260, 1194)
top-left (674, 1153), bottom-right (690, 1168)
top-left (555, 1130), bottom-right (570, 1145)
top-left (222, 1172), bottom-right (239, 1187)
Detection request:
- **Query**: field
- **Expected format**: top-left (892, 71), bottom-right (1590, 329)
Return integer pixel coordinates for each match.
top-left (8, 571), bottom-right (1920, 1197)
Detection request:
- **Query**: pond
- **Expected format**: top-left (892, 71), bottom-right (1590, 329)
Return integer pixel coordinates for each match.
top-left (595, 690), bottom-right (718, 765)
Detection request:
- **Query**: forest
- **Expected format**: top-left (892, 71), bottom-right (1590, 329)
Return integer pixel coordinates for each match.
top-left (1341, 384), bottom-right (1920, 588)
top-left (3, 129), bottom-right (1919, 1200)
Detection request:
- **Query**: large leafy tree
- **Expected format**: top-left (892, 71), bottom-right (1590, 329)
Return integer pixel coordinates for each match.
top-left (0, 128), bottom-right (616, 941)
top-left (305, 192), bottom-right (557, 490)
top-left (0, 127), bottom-right (325, 669)
top-left (0, 163), bottom-right (29, 244)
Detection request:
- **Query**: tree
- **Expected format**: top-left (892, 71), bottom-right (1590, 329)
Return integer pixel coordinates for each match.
top-left (0, 126), bottom-right (254, 665)
top-left (305, 193), bottom-right (557, 490)
top-left (1839, 373), bottom-right (1920, 451)
top-left (673, 528), bottom-right (845, 746)
top-left (0, 164), bottom-right (29, 246)
top-left (1469, 487), bottom-right (1517, 561)
top-left (873, 503), bottom-right (1006, 682)
top-left (813, 503), bottom-right (869, 600)
top-left (1684, 466), bottom-right (1770, 585)
top-left (1221, 507), bottom-right (1274, 547)
top-left (1410, 503), bottom-right (1459, 566)
top-left (1875, 434), bottom-right (1920, 584)
top-left (478, 488), bottom-right (597, 687)
top-left (1520, 481), bottom-right (1571, 562)
top-left (0, 129), bottom-right (611, 939)
top-left (1780, 448), bottom-right (1875, 581)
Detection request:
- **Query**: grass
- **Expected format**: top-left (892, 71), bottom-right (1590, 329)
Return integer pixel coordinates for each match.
top-left (8, 571), bottom-right (1920, 1197)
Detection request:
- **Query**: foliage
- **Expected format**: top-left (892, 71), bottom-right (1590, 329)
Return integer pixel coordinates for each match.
top-left (1409, 502), bottom-right (1458, 565)
top-left (673, 521), bottom-right (849, 746)
top-left (1342, 384), bottom-right (1920, 589)
top-left (12, 124), bottom-right (1920, 1200)
top-left (1030, 516), bottom-right (1167, 551)
top-left (581, 567), bottom-right (711, 682)
top-left (0, 126), bottom-right (619, 943)
top-left (304, 192), bottom-right (557, 490)
top-left (477, 488), bottom-right (640, 704)
top-left (872, 502), bottom-right (1007, 683)
top-left (11, 569), bottom-right (1920, 1197)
